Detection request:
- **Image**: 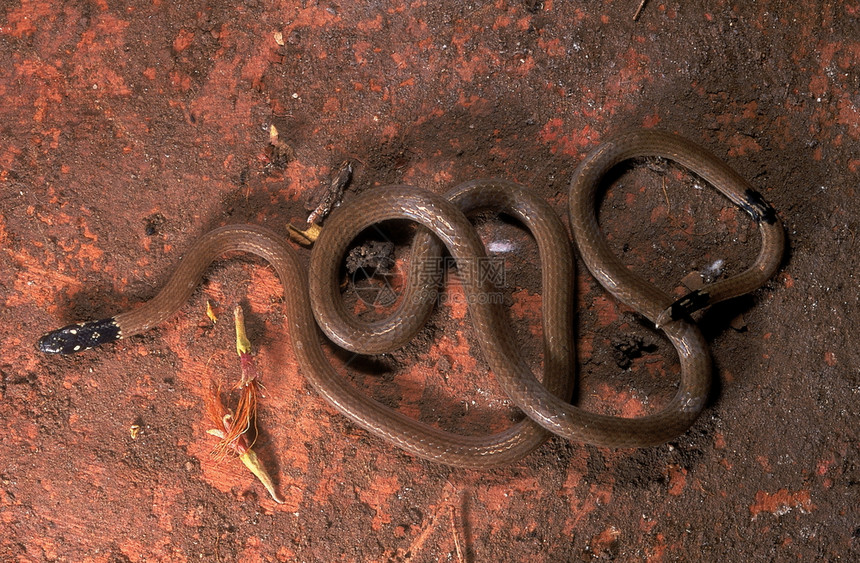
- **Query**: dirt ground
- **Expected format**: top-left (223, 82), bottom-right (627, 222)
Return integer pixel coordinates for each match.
top-left (1, 1), bottom-right (858, 561)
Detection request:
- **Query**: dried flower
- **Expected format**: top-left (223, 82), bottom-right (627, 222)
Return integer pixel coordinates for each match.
top-left (204, 305), bottom-right (284, 504)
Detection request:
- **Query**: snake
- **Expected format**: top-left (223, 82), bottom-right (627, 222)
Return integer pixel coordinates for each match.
top-left (38, 129), bottom-right (785, 468)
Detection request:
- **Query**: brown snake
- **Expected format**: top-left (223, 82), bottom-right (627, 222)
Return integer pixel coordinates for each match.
top-left (38, 129), bottom-right (784, 468)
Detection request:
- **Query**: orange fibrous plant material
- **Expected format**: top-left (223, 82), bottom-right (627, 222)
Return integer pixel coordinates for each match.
top-left (203, 305), bottom-right (284, 504)
top-left (206, 382), bottom-right (254, 461)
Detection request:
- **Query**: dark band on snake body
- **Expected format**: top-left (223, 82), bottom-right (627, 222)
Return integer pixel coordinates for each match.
top-left (740, 189), bottom-right (778, 225)
top-left (664, 289), bottom-right (711, 323)
top-left (38, 318), bottom-right (121, 354)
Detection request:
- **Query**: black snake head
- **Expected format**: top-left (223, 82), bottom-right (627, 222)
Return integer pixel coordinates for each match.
top-left (38, 318), bottom-right (121, 354)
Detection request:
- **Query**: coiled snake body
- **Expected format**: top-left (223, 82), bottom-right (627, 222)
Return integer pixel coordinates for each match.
top-left (39, 130), bottom-right (784, 467)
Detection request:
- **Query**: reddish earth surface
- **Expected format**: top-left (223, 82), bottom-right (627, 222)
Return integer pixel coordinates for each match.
top-left (2, 1), bottom-right (858, 561)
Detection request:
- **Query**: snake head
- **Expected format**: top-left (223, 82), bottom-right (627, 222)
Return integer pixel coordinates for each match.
top-left (38, 318), bottom-right (121, 354)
